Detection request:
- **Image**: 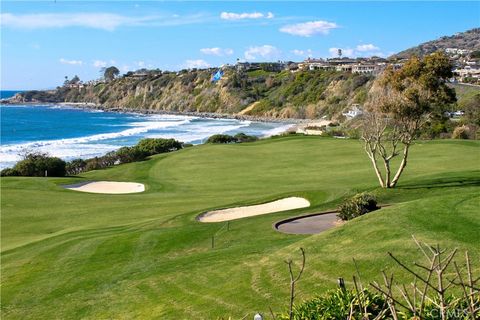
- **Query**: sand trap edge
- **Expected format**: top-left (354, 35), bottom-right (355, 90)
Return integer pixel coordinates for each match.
top-left (197, 197), bottom-right (310, 223)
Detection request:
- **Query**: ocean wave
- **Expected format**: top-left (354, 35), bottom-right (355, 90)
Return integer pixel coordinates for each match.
top-left (261, 124), bottom-right (295, 137)
top-left (0, 118), bottom-right (193, 165)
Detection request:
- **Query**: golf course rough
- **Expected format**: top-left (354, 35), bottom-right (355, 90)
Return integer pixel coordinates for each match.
top-left (1, 136), bottom-right (479, 319)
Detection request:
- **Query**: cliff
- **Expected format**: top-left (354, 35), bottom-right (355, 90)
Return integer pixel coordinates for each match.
top-left (9, 68), bottom-right (373, 120)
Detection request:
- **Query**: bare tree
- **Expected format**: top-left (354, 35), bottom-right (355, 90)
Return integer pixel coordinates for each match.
top-left (362, 53), bottom-right (456, 188)
top-left (370, 237), bottom-right (479, 320)
top-left (285, 248), bottom-right (306, 320)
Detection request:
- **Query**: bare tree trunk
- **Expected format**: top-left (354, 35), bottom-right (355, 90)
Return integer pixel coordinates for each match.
top-left (370, 156), bottom-right (386, 188)
top-left (364, 143), bottom-right (386, 188)
top-left (383, 159), bottom-right (391, 188)
top-left (389, 144), bottom-right (410, 188)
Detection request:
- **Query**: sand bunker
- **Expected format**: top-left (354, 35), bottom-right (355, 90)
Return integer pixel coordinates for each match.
top-left (64, 181), bottom-right (145, 194)
top-left (199, 197), bottom-right (310, 222)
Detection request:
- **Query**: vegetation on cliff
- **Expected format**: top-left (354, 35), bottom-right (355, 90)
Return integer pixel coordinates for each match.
top-left (11, 68), bottom-right (373, 119)
top-left (392, 28), bottom-right (480, 59)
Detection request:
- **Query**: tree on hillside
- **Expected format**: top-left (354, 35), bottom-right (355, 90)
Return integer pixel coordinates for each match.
top-left (102, 66), bottom-right (120, 82)
top-left (70, 75), bottom-right (80, 84)
top-left (362, 53), bottom-right (456, 188)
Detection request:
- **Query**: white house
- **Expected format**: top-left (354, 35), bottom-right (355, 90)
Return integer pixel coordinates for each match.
top-left (343, 104), bottom-right (363, 118)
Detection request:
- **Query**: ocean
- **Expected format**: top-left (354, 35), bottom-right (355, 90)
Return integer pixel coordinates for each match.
top-left (0, 100), bottom-right (294, 169)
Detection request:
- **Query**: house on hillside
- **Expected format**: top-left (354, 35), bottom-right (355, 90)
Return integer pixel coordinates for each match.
top-left (343, 104), bottom-right (364, 118)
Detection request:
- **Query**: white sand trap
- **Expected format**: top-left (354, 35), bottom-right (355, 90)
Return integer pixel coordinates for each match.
top-left (199, 197), bottom-right (310, 222)
top-left (65, 181), bottom-right (145, 194)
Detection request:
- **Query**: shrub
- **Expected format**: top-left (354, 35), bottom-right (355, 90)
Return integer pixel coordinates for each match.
top-left (278, 288), bottom-right (388, 320)
top-left (115, 146), bottom-right (148, 164)
top-left (136, 138), bottom-right (183, 155)
top-left (84, 157), bottom-right (103, 171)
top-left (206, 134), bottom-right (237, 144)
top-left (233, 132), bottom-right (258, 143)
top-left (12, 152), bottom-right (66, 177)
top-left (65, 159), bottom-right (87, 175)
top-left (0, 168), bottom-right (20, 177)
top-left (452, 125), bottom-right (472, 139)
top-left (338, 192), bottom-right (378, 221)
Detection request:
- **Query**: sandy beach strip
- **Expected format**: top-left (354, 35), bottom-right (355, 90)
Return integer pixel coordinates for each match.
top-left (198, 197), bottom-right (310, 222)
top-left (64, 181), bottom-right (145, 194)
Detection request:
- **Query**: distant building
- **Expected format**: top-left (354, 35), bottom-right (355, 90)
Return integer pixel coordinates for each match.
top-left (454, 65), bottom-right (480, 81)
top-left (236, 61), bottom-right (288, 72)
top-left (445, 48), bottom-right (471, 56)
top-left (351, 64), bottom-right (377, 74)
top-left (343, 104), bottom-right (363, 118)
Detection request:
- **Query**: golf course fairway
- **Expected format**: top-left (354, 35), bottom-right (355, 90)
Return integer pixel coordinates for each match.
top-left (1, 136), bottom-right (479, 319)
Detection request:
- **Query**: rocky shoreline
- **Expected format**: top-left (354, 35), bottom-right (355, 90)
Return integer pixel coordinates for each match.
top-left (1, 98), bottom-right (307, 125)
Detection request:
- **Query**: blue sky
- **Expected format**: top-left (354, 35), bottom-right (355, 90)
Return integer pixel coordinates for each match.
top-left (1, 1), bottom-right (479, 90)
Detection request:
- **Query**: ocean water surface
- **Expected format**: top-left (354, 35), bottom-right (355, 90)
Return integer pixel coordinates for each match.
top-left (0, 103), bottom-right (293, 169)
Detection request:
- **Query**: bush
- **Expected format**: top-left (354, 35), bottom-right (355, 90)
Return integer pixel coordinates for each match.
top-left (233, 132), bottom-right (258, 143)
top-left (115, 146), bottom-right (148, 164)
top-left (12, 152), bottom-right (66, 177)
top-left (206, 134), bottom-right (237, 144)
top-left (278, 288), bottom-right (388, 320)
top-left (84, 157), bottom-right (103, 171)
top-left (136, 138), bottom-right (183, 155)
top-left (66, 159), bottom-right (87, 175)
top-left (452, 125), bottom-right (473, 139)
top-left (0, 168), bottom-right (20, 177)
top-left (337, 192), bottom-right (378, 221)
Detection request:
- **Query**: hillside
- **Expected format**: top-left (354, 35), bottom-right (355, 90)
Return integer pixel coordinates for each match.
top-left (9, 69), bottom-right (373, 120)
top-left (392, 28), bottom-right (480, 59)
top-left (1, 136), bottom-right (479, 318)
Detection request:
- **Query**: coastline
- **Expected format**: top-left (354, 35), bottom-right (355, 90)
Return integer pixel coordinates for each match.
top-left (0, 101), bottom-right (305, 170)
top-left (1, 99), bottom-right (308, 125)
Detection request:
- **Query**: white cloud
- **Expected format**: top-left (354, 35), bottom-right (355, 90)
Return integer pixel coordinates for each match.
top-left (292, 49), bottom-right (313, 57)
top-left (135, 61), bottom-right (146, 68)
top-left (220, 11), bottom-right (274, 20)
top-left (0, 12), bottom-right (209, 31)
top-left (356, 44), bottom-right (380, 52)
top-left (280, 20), bottom-right (338, 37)
top-left (185, 59), bottom-right (210, 69)
top-left (93, 60), bottom-right (108, 68)
top-left (59, 58), bottom-right (83, 65)
top-left (329, 47), bottom-right (354, 57)
top-left (244, 45), bottom-right (280, 60)
top-left (200, 47), bottom-right (234, 56)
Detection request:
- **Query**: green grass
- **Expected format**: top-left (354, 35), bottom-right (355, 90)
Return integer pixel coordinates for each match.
top-left (1, 136), bottom-right (479, 319)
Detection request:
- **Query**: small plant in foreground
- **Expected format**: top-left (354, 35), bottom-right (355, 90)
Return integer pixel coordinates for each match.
top-left (274, 238), bottom-right (478, 320)
top-left (337, 192), bottom-right (378, 221)
top-left (278, 288), bottom-right (388, 320)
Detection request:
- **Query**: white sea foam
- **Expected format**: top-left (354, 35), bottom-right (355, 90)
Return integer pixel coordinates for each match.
top-left (0, 117), bottom-right (193, 169)
top-left (0, 110), bottom-right (292, 170)
top-left (261, 123), bottom-right (295, 137)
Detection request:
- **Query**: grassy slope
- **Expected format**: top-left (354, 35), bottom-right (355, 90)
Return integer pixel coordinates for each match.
top-left (1, 136), bottom-right (479, 319)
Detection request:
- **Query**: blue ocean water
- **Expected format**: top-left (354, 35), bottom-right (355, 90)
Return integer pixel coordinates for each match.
top-left (0, 90), bottom-right (22, 99)
top-left (0, 102), bottom-right (293, 169)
